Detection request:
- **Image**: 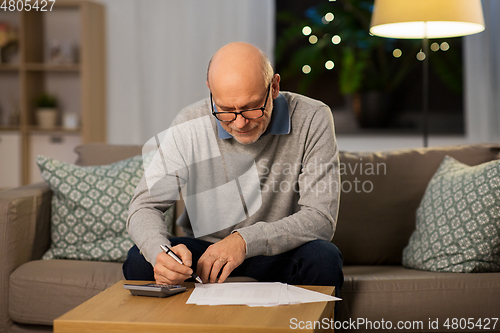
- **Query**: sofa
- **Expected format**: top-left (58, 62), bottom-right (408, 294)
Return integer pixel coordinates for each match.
top-left (1, 143), bottom-right (499, 333)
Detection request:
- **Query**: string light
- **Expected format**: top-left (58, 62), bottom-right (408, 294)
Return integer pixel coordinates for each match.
top-left (302, 26), bottom-right (312, 36)
top-left (302, 65), bottom-right (311, 74)
top-left (430, 42), bottom-right (440, 52)
top-left (331, 35), bottom-right (341, 44)
top-left (325, 60), bottom-right (335, 70)
top-left (440, 42), bottom-right (450, 51)
top-left (309, 35), bottom-right (318, 44)
top-left (416, 50), bottom-right (426, 61)
top-left (324, 13), bottom-right (334, 22)
top-left (393, 49), bottom-right (402, 58)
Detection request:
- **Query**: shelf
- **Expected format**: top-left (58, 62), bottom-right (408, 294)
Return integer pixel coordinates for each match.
top-left (0, 64), bottom-right (20, 71)
top-left (0, 1), bottom-right (105, 187)
top-left (0, 126), bottom-right (21, 131)
top-left (24, 63), bottom-right (81, 72)
top-left (28, 126), bottom-right (81, 134)
top-left (53, 0), bottom-right (83, 9)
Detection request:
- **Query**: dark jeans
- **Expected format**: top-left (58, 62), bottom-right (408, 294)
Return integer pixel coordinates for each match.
top-left (123, 238), bottom-right (344, 297)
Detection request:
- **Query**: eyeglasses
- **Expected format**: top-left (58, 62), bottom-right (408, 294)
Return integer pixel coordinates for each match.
top-left (211, 83), bottom-right (271, 122)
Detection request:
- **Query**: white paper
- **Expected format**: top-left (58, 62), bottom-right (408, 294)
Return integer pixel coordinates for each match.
top-left (286, 285), bottom-right (340, 304)
top-left (186, 282), bottom-right (341, 307)
top-left (186, 282), bottom-right (281, 306)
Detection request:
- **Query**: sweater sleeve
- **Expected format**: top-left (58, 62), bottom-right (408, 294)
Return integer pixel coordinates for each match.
top-left (127, 125), bottom-right (189, 267)
top-left (235, 106), bottom-right (340, 258)
top-left (127, 175), bottom-right (179, 267)
top-left (127, 110), bottom-right (222, 266)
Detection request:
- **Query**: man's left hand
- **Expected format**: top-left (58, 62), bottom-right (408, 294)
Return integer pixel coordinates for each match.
top-left (197, 232), bottom-right (246, 283)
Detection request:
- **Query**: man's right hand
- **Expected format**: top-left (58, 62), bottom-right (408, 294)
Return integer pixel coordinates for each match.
top-left (154, 244), bottom-right (193, 285)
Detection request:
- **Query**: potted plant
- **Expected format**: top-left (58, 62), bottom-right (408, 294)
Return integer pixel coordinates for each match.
top-left (35, 93), bottom-right (59, 129)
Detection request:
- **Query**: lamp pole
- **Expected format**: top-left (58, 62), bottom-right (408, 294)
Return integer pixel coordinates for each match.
top-left (370, 0), bottom-right (485, 148)
top-left (423, 35), bottom-right (429, 148)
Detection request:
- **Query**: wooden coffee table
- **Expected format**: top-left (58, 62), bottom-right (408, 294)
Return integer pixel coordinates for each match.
top-left (54, 280), bottom-right (336, 333)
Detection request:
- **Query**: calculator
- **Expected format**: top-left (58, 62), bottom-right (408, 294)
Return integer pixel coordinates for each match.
top-left (123, 283), bottom-right (187, 298)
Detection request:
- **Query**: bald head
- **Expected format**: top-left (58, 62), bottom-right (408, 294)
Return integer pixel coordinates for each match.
top-left (207, 42), bottom-right (273, 92)
top-left (206, 43), bottom-right (280, 145)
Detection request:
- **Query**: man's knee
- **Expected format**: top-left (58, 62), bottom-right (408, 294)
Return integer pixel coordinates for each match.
top-left (299, 240), bottom-right (343, 265)
top-left (123, 245), bottom-right (154, 281)
top-left (295, 240), bottom-right (344, 287)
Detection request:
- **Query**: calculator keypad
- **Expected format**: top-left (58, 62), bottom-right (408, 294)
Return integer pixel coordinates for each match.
top-left (144, 284), bottom-right (183, 289)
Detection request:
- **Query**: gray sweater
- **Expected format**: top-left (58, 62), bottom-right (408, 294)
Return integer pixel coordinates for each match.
top-left (127, 92), bottom-right (340, 267)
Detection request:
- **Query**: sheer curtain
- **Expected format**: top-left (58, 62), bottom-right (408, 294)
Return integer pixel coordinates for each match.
top-left (96, 0), bottom-right (275, 144)
top-left (464, 0), bottom-right (500, 144)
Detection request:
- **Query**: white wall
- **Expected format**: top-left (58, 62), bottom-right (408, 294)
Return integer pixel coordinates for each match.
top-left (335, 135), bottom-right (471, 153)
top-left (464, 0), bottom-right (500, 145)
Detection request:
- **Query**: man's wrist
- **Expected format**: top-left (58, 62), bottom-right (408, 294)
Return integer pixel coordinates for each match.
top-left (232, 231), bottom-right (247, 255)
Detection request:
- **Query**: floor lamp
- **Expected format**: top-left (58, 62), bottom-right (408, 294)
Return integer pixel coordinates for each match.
top-left (369, 0), bottom-right (485, 147)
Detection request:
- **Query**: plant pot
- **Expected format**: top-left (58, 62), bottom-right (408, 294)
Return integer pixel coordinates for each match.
top-left (36, 108), bottom-right (58, 129)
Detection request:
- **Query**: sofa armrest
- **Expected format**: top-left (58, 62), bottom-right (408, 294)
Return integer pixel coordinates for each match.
top-left (0, 182), bottom-right (52, 331)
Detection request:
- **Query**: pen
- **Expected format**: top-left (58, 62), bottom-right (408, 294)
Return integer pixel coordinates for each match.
top-left (160, 244), bottom-right (203, 284)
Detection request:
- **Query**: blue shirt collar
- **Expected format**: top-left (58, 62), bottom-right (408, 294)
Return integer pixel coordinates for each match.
top-left (215, 93), bottom-right (290, 140)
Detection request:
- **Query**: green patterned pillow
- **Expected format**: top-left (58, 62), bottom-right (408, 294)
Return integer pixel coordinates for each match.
top-left (37, 154), bottom-right (175, 262)
top-left (403, 156), bottom-right (500, 272)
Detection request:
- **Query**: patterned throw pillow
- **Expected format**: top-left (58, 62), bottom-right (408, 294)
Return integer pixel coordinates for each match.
top-left (37, 155), bottom-right (175, 262)
top-left (403, 156), bottom-right (500, 272)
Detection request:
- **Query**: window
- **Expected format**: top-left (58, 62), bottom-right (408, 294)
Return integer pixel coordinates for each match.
top-left (275, 0), bottom-right (464, 134)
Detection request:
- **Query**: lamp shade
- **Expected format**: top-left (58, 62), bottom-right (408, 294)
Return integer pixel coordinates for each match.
top-left (370, 0), bottom-right (485, 39)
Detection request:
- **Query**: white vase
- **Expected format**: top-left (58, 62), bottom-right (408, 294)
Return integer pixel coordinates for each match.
top-left (36, 108), bottom-right (58, 129)
top-left (63, 112), bottom-right (79, 129)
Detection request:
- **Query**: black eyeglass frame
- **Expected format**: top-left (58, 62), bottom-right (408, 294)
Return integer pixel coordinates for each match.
top-left (210, 83), bottom-right (272, 122)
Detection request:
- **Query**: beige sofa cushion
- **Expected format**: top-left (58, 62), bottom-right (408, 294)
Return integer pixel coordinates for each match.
top-left (9, 260), bottom-right (123, 325)
top-left (340, 266), bottom-right (500, 329)
top-left (334, 144), bottom-right (500, 265)
top-left (74, 143), bottom-right (142, 166)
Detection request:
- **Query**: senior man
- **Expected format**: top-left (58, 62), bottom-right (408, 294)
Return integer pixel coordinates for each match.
top-left (124, 42), bottom-right (343, 293)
